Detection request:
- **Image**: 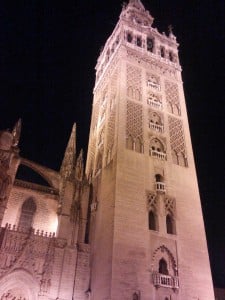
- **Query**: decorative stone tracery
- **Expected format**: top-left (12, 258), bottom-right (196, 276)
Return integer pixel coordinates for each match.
top-left (164, 196), bottom-right (176, 216)
top-left (168, 116), bottom-right (187, 167)
top-left (165, 81), bottom-right (181, 116)
top-left (146, 191), bottom-right (157, 212)
top-left (126, 100), bottom-right (143, 152)
top-left (126, 64), bottom-right (142, 101)
top-left (146, 72), bottom-right (160, 91)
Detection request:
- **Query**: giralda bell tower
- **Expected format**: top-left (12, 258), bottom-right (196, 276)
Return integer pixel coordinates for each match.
top-left (85, 0), bottom-right (214, 299)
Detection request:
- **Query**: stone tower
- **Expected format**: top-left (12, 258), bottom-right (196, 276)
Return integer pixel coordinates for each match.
top-left (86, 0), bottom-right (214, 299)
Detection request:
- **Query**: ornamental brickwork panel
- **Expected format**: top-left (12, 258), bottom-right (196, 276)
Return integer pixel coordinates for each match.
top-left (165, 81), bottom-right (181, 116)
top-left (126, 100), bottom-right (143, 152)
top-left (168, 116), bottom-right (188, 167)
top-left (146, 191), bottom-right (158, 212)
top-left (164, 196), bottom-right (176, 216)
top-left (126, 64), bottom-right (142, 101)
top-left (126, 101), bottom-right (143, 139)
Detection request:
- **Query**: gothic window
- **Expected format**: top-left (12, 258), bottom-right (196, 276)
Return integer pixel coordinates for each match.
top-left (18, 197), bottom-right (36, 231)
top-left (160, 46), bottom-right (165, 58)
top-left (171, 150), bottom-right (178, 164)
top-left (147, 93), bottom-right (162, 110)
top-left (178, 152), bottom-right (186, 167)
top-left (133, 292), bottom-right (139, 300)
top-left (136, 36), bottom-right (142, 47)
top-left (155, 174), bottom-right (165, 192)
top-left (169, 51), bottom-right (173, 62)
top-left (159, 258), bottom-right (169, 275)
top-left (149, 111), bottom-right (163, 132)
top-left (147, 37), bottom-right (154, 52)
top-left (135, 89), bottom-right (141, 101)
top-left (149, 210), bottom-right (157, 230)
top-left (127, 86), bottom-right (134, 98)
top-left (135, 137), bottom-right (143, 153)
top-left (149, 138), bottom-right (166, 160)
top-left (126, 135), bottom-right (134, 150)
top-left (127, 32), bottom-right (133, 43)
top-left (146, 73), bottom-right (160, 91)
top-left (150, 139), bottom-right (163, 152)
top-left (166, 214), bottom-right (176, 234)
top-left (106, 49), bottom-right (110, 63)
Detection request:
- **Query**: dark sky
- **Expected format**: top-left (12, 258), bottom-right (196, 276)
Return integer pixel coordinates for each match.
top-left (0, 0), bottom-right (224, 288)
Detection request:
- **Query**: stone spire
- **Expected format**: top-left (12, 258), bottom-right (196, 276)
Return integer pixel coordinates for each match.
top-left (12, 118), bottom-right (21, 147)
top-left (75, 149), bottom-right (84, 181)
top-left (121, 0), bottom-right (154, 26)
top-left (128, 0), bottom-right (145, 11)
top-left (60, 123), bottom-right (76, 180)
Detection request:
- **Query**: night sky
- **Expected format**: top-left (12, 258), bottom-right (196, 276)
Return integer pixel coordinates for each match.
top-left (0, 0), bottom-right (224, 288)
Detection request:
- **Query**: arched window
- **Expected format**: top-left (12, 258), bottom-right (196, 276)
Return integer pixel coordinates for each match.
top-left (159, 258), bottom-right (169, 275)
top-left (178, 152), bottom-right (187, 167)
top-left (136, 36), bottom-right (142, 47)
top-left (18, 197), bottom-right (36, 231)
top-left (127, 86), bottom-right (134, 98)
top-left (155, 174), bottom-right (165, 192)
top-left (126, 135), bottom-right (134, 150)
top-left (160, 46), bottom-right (165, 58)
top-left (127, 32), bottom-right (133, 43)
top-left (172, 150), bottom-right (178, 165)
top-left (149, 211), bottom-right (157, 230)
top-left (135, 89), bottom-right (141, 101)
top-left (133, 292), bottom-right (139, 300)
top-left (135, 137), bottom-right (142, 153)
top-left (155, 174), bottom-right (163, 182)
top-left (166, 214), bottom-right (175, 234)
top-left (169, 51), bottom-right (173, 62)
top-left (147, 37), bottom-right (154, 52)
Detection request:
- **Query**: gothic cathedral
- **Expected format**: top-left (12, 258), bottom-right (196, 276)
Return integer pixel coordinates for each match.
top-left (0, 1), bottom-right (214, 299)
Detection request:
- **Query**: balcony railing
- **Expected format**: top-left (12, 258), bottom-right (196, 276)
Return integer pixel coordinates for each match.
top-left (150, 149), bottom-right (166, 160)
top-left (147, 99), bottom-right (162, 110)
top-left (147, 81), bottom-right (161, 91)
top-left (152, 272), bottom-right (179, 289)
top-left (149, 122), bottom-right (164, 133)
top-left (155, 182), bottom-right (165, 193)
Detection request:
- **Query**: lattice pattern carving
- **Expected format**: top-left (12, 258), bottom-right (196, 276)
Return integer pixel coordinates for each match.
top-left (126, 101), bottom-right (143, 139)
top-left (164, 196), bottom-right (176, 216)
top-left (168, 116), bottom-right (188, 166)
top-left (165, 81), bottom-right (181, 116)
top-left (106, 108), bottom-right (115, 149)
top-left (126, 64), bottom-right (142, 101)
top-left (111, 69), bottom-right (118, 91)
top-left (146, 192), bottom-right (157, 211)
top-left (127, 49), bottom-right (178, 79)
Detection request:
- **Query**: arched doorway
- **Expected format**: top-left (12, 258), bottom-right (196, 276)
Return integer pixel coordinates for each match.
top-left (0, 270), bottom-right (39, 300)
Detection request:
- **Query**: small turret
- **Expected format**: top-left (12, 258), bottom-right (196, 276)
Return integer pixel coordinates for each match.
top-left (75, 149), bottom-right (84, 181)
top-left (60, 123), bottom-right (76, 180)
top-left (12, 118), bottom-right (22, 147)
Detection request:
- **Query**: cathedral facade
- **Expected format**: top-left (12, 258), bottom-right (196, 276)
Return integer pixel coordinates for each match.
top-left (0, 1), bottom-right (214, 299)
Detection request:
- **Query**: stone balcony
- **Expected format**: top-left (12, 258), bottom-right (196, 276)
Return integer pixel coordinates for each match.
top-left (155, 182), bottom-right (166, 193)
top-left (150, 149), bottom-right (166, 160)
top-left (147, 99), bottom-right (162, 110)
top-left (152, 272), bottom-right (179, 289)
top-left (149, 122), bottom-right (164, 133)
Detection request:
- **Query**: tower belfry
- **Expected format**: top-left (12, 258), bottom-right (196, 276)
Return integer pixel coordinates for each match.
top-left (86, 0), bottom-right (214, 299)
